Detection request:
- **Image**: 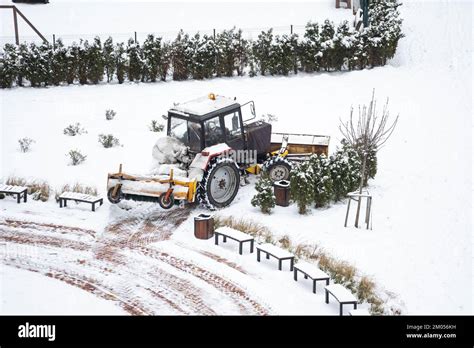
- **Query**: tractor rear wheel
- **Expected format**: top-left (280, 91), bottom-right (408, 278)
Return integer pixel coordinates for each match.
top-left (262, 156), bottom-right (292, 182)
top-left (198, 158), bottom-right (240, 209)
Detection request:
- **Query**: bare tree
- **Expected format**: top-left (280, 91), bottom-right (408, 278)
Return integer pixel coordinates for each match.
top-left (339, 90), bottom-right (399, 228)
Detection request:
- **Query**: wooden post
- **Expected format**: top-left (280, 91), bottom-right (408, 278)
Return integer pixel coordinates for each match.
top-left (53, 34), bottom-right (56, 50)
top-left (14, 6), bottom-right (48, 43)
top-left (290, 24), bottom-right (293, 35)
top-left (13, 7), bottom-right (19, 45)
top-left (134, 31), bottom-right (137, 43)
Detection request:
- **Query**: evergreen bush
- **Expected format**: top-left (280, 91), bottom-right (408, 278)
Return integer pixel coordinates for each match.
top-left (251, 176), bottom-right (276, 214)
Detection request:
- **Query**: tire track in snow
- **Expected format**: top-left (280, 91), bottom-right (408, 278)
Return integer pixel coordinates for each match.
top-left (0, 207), bottom-right (270, 315)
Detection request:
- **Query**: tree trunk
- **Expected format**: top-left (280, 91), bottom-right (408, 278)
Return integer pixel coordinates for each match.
top-left (354, 154), bottom-right (367, 228)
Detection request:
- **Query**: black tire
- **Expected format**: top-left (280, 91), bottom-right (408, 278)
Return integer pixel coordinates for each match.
top-left (107, 186), bottom-right (123, 204)
top-left (262, 156), bottom-right (293, 182)
top-left (158, 192), bottom-right (175, 209)
top-left (198, 157), bottom-right (240, 209)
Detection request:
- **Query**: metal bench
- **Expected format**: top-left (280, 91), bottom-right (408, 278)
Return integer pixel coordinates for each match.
top-left (214, 227), bottom-right (254, 254)
top-left (325, 284), bottom-right (358, 316)
top-left (256, 243), bottom-right (294, 271)
top-left (58, 192), bottom-right (103, 212)
top-left (0, 184), bottom-right (28, 203)
top-left (293, 261), bottom-right (330, 293)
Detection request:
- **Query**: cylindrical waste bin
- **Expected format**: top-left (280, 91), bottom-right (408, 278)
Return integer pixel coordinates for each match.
top-left (274, 180), bottom-right (290, 207)
top-left (194, 214), bottom-right (214, 240)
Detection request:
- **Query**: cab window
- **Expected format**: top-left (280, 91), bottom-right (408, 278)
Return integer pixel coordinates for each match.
top-left (204, 117), bottom-right (225, 147)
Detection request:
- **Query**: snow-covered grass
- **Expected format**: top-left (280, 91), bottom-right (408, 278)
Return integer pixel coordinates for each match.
top-left (0, 0), bottom-right (472, 315)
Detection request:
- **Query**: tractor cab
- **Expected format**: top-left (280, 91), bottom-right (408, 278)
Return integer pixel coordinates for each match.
top-left (166, 94), bottom-right (271, 158)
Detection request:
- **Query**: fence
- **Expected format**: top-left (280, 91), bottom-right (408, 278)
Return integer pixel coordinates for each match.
top-left (0, 24), bottom-right (311, 49)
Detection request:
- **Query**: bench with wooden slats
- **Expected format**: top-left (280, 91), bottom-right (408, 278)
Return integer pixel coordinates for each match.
top-left (0, 184), bottom-right (28, 204)
top-left (58, 192), bottom-right (103, 211)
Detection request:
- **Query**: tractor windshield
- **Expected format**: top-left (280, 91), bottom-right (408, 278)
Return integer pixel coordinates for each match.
top-left (169, 116), bottom-right (202, 152)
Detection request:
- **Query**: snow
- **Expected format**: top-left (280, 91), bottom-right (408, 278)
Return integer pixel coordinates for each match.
top-left (257, 243), bottom-right (294, 259)
top-left (0, 0), bottom-right (472, 315)
top-left (215, 226), bottom-right (254, 241)
top-left (0, 265), bottom-right (125, 315)
top-left (172, 95), bottom-right (238, 117)
top-left (294, 261), bottom-right (329, 279)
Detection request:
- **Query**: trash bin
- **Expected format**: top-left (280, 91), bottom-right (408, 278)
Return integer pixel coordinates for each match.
top-left (194, 214), bottom-right (214, 240)
top-left (274, 180), bottom-right (290, 207)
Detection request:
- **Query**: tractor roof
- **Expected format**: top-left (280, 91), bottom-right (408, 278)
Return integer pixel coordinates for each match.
top-left (168, 95), bottom-right (240, 121)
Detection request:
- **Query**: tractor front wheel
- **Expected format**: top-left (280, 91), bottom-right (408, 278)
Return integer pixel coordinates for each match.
top-left (198, 158), bottom-right (240, 209)
top-left (262, 156), bottom-right (292, 182)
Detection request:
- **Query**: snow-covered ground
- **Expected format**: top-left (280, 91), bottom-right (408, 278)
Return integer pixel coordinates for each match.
top-left (0, 265), bottom-right (125, 314)
top-left (1, 0), bottom-right (472, 315)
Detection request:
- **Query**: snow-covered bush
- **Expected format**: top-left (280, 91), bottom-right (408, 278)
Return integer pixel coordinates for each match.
top-left (18, 137), bottom-right (35, 153)
top-left (215, 28), bottom-right (249, 77)
top-left (170, 30), bottom-right (192, 81)
top-left (149, 120), bottom-right (165, 132)
top-left (63, 123), bottom-right (87, 136)
top-left (251, 176), bottom-right (276, 214)
top-left (114, 42), bottom-right (127, 84)
top-left (6, 176), bottom-right (50, 202)
top-left (308, 154), bottom-right (333, 208)
top-left (189, 33), bottom-right (216, 80)
top-left (103, 37), bottom-right (116, 83)
top-left (98, 134), bottom-right (120, 148)
top-left (127, 38), bottom-right (143, 82)
top-left (289, 161), bottom-right (314, 214)
top-left (68, 149), bottom-right (87, 165)
top-left (142, 34), bottom-right (167, 82)
top-left (329, 140), bottom-right (362, 201)
top-left (105, 109), bottom-right (116, 120)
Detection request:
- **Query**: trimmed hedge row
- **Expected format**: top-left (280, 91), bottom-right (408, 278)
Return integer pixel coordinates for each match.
top-left (0, 0), bottom-right (402, 88)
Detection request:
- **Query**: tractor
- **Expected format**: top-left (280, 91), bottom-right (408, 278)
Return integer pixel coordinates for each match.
top-left (107, 94), bottom-right (330, 209)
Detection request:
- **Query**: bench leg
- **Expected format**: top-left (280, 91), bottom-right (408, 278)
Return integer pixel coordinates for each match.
top-left (92, 203), bottom-right (95, 212)
top-left (250, 240), bottom-right (254, 253)
top-left (326, 279), bottom-right (329, 286)
top-left (100, 199), bottom-right (103, 206)
top-left (325, 289), bottom-right (329, 304)
top-left (313, 280), bottom-right (317, 294)
top-left (266, 253), bottom-right (270, 259)
top-left (304, 274), bottom-right (308, 279)
top-left (340, 303), bottom-right (343, 316)
top-left (17, 193), bottom-right (20, 204)
top-left (290, 258), bottom-right (294, 271)
top-left (60, 199), bottom-right (63, 208)
top-left (354, 303), bottom-right (357, 310)
top-left (278, 259), bottom-right (282, 271)
top-left (257, 250), bottom-right (260, 262)
top-left (23, 190), bottom-right (27, 203)
top-left (294, 269), bottom-right (298, 281)
top-left (239, 242), bottom-right (243, 255)
top-left (223, 236), bottom-right (227, 243)
top-left (215, 233), bottom-right (219, 245)
top-left (64, 199), bottom-right (67, 207)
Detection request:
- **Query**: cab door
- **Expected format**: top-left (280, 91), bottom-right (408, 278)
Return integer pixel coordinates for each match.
top-left (222, 111), bottom-right (245, 150)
